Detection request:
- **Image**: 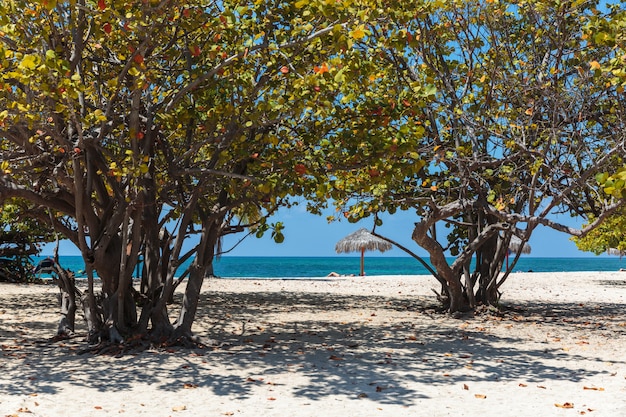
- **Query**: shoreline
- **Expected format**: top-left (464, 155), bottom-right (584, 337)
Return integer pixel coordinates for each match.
top-left (2, 271), bottom-right (626, 416)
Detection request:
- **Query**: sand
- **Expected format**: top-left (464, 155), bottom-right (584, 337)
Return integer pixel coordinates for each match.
top-left (1, 271), bottom-right (625, 416)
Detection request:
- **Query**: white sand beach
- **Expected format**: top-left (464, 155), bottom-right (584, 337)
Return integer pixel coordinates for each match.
top-left (1, 271), bottom-right (625, 416)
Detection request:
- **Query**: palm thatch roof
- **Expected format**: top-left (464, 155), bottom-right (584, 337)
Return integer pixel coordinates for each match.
top-left (509, 235), bottom-right (531, 254)
top-left (607, 248), bottom-right (625, 257)
top-left (335, 228), bottom-right (392, 253)
top-left (335, 228), bottom-right (392, 276)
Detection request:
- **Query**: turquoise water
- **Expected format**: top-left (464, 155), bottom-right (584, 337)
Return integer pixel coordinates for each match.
top-left (32, 256), bottom-right (626, 278)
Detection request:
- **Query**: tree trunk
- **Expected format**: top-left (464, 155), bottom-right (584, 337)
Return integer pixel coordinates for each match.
top-left (174, 262), bottom-right (205, 339)
top-left (412, 220), bottom-right (469, 313)
top-left (475, 234), bottom-right (500, 305)
top-left (55, 269), bottom-right (79, 337)
top-left (173, 219), bottom-right (220, 341)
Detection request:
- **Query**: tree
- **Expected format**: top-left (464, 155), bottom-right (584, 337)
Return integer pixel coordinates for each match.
top-left (322, 0), bottom-right (626, 312)
top-left (574, 208), bottom-right (626, 255)
top-left (0, 199), bottom-right (55, 282)
top-left (0, 0), bottom-right (370, 346)
top-left (571, 4), bottom-right (626, 258)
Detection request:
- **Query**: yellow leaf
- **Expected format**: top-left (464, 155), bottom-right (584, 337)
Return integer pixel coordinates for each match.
top-left (294, 0), bottom-right (308, 7)
top-left (525, 107), bottom-right (533, 116)
top-left (350, 26), bottom-right (366, 40)
top-left (590, 61), bottom-right (601, 70)
top-left (19, 54), bottom-right (38, 70)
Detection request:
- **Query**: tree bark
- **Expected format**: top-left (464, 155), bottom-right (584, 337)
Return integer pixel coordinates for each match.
top-left (55, 268), bottom-right (79, 337)
top-left (412, 218), bottom-right (469, 313)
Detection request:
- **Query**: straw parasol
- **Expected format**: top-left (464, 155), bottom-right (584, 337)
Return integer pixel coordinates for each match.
top-left (607, 248), bottom-right (625, 258)
top-left (506, 235), bottom-right (531, 269)
top-left (509, 235), bottom-right (531, 254)
top-left (335, 228), bottom-right (392, 276)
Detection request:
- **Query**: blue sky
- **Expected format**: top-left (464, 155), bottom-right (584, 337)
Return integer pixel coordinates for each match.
top-left (219, 203), bottom-right (599, 258)
top-left (42, 200), bottom-right (601, 258)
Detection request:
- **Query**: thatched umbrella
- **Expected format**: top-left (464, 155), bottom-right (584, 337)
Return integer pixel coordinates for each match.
top-left (607, 248), bottom-right (625, 257)
top-left (509, 236), bottom-right (531, 254)
top-left (335, 228), bottom-right (392, 276)
top-left (506, 236), bottom-right (531, 269)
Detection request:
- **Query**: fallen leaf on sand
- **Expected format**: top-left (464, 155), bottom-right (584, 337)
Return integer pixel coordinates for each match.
top-left (463, 384), bottom-right (469, 390)
top-left (183, 383), bottom-right (198, 389)
top-left (583, 386), bottom-right (604, 391)
top-left (172, 405), bottom-right (187, 411)
top-left (94, 406), bottom-right (102, 410)
top-left (267, 397), bottom-right (276, 401)
top-left (475, 394), bottom-right (486, 399)
top-left (555, 403), bottom-right (574, 409)
top-left (519, 383), bottom-right (528, 387)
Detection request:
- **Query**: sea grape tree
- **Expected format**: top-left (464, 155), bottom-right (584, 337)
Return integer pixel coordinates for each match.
top-left (0, 0), bottom-right (374, 345)
top-left (323, 0), bottom-right (626, 312)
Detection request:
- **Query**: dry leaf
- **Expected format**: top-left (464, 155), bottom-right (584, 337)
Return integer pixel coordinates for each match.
top-left (519, 383), bottom-right (528, 387)
top-left (267, 397), bottom-right (276, 401)
top-left (583, 386), bottom-right (604, 391)
top-left (537, 385), bottom-right (546, 389)
top-left (94, 406), bottom-right (102, 410)
top-left (172, 405), bottom-right (187, 411)
top-left (463, 384), bottom-right (469, 390)
top-left (183, 383), bottom-right (198, 389)
top-left (475, 394), bottom-right (486, 399)
top-left (555, 403), bottom-right (574, 409)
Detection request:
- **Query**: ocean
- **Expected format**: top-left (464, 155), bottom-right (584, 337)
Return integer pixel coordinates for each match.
top-left (32, 256), bottom-right (626, 279)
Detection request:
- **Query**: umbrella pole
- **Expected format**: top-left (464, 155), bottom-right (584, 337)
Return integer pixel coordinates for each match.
top-left (360, 248), bottom-right (365, 276)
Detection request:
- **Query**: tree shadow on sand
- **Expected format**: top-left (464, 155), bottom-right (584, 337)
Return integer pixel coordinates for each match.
top-left (1, 286), bottom-right (625, 408)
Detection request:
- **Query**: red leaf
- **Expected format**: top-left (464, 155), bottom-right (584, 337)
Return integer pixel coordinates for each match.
top-left (103, 22), bottom-right (112, 34)
top-left (97, 0), bottom-right (106, 10)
